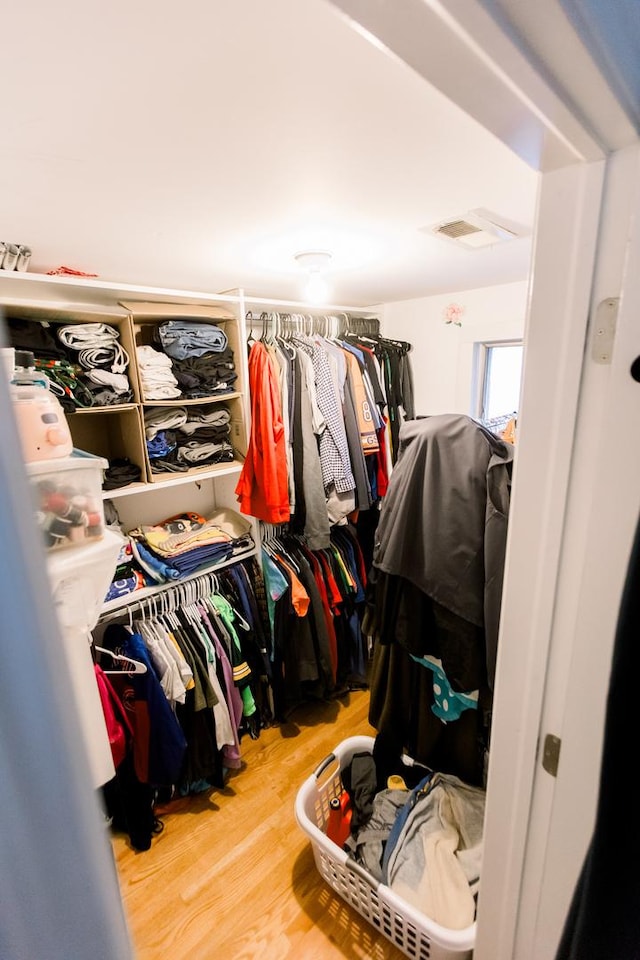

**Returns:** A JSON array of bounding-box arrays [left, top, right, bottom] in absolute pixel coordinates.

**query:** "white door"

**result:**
[[328, 3, 640, 958], [510, 142, 640, 959]]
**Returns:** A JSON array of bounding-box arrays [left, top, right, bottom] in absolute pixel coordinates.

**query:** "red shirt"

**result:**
[[235, 343, 290, 523]]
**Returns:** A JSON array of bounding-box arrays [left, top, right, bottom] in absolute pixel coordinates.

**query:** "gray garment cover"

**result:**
[[372, 414, 513, 688], [296, 352, 331, 550]]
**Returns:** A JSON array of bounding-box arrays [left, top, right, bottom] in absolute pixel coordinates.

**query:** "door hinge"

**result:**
[[591, 297, 619, 364], [542, 733, 562, 777]]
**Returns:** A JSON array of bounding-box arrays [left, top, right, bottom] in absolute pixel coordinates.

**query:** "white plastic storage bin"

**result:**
[[26, 450, 108, 551], [295, 735, 476, 960]]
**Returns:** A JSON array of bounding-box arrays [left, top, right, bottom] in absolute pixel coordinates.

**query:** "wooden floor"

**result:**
[[112, 689, 407, 960]]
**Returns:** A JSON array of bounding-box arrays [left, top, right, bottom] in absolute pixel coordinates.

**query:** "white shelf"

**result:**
[[0, 270, 243, 310], [102, 460, 244, 499], [0, 269, 378, 314], [141, 393, 241, 407], [100, 545, 257, 615], [72, 404, 138, 415]]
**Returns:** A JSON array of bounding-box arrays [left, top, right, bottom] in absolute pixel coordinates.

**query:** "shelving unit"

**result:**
[[1, 271, 379, 616], [1, 276, 254, 615]]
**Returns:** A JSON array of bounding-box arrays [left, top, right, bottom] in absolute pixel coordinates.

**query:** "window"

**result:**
[[475, 340, 524, 431]]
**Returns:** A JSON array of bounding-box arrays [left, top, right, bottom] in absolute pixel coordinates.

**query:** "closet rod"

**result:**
[[245, 311, 380, 338], [242, 293, 379, 315], [99, 569, 220, 625], [99, 545, 257, 620]]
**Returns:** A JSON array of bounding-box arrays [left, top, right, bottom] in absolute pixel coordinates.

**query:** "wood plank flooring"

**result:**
[[112, 689, 407, 960]]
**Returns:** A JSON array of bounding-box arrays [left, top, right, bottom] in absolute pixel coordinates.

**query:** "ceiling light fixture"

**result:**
[[294, 250, 332, 304]]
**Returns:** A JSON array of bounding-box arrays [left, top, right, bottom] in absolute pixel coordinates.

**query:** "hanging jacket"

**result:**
[[235, 341, 290, 523], [372, 414, 513, 689], [103, 624, 187, 787]]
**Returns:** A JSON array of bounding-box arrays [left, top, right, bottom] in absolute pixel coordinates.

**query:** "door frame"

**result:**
[[328, 2, 639, 957]]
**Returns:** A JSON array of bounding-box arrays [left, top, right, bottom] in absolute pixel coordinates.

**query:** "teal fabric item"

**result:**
[[410, 654, 478, 722], [261, 547, 288, 649]]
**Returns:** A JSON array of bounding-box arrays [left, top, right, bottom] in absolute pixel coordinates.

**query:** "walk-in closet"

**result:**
[[3, 3, 640, 960]]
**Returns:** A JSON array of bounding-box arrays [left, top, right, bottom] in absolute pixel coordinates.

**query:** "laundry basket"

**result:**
[[295, 735, 476, 960]]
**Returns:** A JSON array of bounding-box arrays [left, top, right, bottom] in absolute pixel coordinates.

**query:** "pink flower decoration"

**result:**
[[443, 302, 465, 326]]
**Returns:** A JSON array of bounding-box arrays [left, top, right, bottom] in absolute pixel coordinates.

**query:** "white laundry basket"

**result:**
[[294, 735, 476, 960]]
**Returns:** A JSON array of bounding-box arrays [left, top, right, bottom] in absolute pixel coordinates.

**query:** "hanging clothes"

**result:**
[[94, 556, 274, 846], [237, 314, 415, 537], [260, 524, 369, 720], [365, 414, 514, 786], [101, 624, 188, 787], [235, 340, 290, 523]]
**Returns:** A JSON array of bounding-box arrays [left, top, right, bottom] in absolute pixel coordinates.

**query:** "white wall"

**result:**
[[381, 279, 529, 416]]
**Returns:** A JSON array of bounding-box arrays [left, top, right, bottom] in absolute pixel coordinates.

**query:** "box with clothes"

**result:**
[[6, 305, 147, 492], [295, 734, 477, 960], [122, 300, 241, 403], [120, 301, 247, 481], [6, 306, 139, 411]]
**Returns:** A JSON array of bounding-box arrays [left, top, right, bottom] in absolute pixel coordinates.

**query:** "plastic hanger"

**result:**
[[246, 311, 256, 347], [94, 646, 147, 675]]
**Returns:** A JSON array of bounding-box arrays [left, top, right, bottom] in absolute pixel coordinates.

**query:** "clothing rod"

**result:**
[[98, 546, 257, 621], [242, 294, 379, 314], [245, 311, 381, 338], [245, 311, 379, 320]]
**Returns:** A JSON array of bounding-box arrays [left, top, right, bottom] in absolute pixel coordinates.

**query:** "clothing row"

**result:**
[[260, 523, 369, 719], [103, 502, 255, 603], [94, 557, 272, 851], [364, 414, 514, 787], [235, 326, 414, 548], [136, 319, 237, 401], [362, 333, 414, 463], [7, 317, 133, 409], [143, 404, 235, 473]]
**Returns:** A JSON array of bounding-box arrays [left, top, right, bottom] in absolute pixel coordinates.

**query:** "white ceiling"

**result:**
[[2, 0, 538, 308]]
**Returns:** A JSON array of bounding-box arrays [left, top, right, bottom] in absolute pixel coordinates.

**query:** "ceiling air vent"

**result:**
[[422, 208, 524, 250], [437, 220, 483, 241]]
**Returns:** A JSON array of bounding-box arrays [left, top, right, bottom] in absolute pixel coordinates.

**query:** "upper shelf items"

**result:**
[[1, 293, 250, 495]]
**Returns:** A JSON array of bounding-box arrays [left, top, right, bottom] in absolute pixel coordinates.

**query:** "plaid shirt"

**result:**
[[311, 339, 356, 494]]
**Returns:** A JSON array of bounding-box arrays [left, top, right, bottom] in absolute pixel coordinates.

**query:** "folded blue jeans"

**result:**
[[157, 321, 228, 359]]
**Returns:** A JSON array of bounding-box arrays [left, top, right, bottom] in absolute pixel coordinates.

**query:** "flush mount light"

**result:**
[[294, 250, 332, 304]]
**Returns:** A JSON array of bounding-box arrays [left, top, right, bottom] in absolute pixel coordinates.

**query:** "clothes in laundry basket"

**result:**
[[384, 772, 485, 930], [345, 786, 411, 881]]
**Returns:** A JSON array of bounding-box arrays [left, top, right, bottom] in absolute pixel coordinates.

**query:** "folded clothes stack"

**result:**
[[144, 405, 234, 473], [170, 348, 237, 398], [57, 324, 132, 407], [104, 537, 150, 603], [103, 458, 143, 491], [8, 318, 133, 410], [137, 345, 182, 400], [156, 320, 228, 359], [128, 508, 254, 581], [154, 320, 237, 398]]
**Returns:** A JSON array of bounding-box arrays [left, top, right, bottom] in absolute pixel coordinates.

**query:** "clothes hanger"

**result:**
[[246, 311, 257, 347], [94, 646, 147, 675], [272, 535, 300, 574]]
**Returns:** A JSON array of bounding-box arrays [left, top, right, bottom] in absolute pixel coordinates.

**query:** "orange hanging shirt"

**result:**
[[235, 342, 290, 523]]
